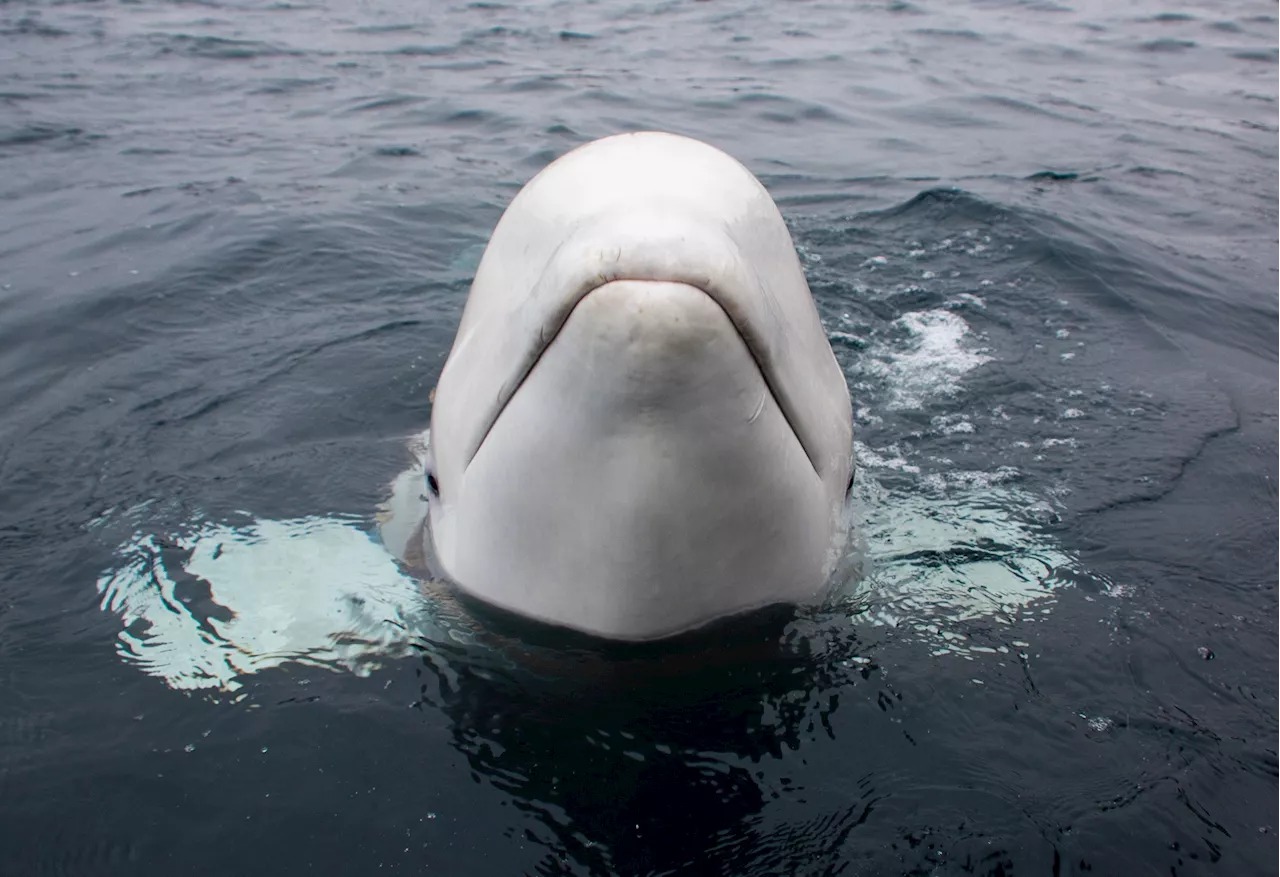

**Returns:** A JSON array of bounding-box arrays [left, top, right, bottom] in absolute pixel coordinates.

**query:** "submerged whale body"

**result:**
[[407, 131, 854, 641]]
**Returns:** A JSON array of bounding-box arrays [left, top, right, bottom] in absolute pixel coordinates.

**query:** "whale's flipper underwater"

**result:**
[[391, 131, 855, 641], [93, 132, 1105, 692]]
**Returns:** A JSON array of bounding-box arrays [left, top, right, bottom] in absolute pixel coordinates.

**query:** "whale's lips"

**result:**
[[481, 279, 809, 477], [457, 211, 825, 478]]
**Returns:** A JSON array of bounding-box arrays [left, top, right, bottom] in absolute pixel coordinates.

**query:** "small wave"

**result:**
[[345, 23, 422, 35], [0, 18, 70, 38], [1026, 170, 1080, 182], [1232, 48, 1277, 64], [1139, 37, 1197, 51], [0, 124, 90, 148], [144, 33, 300, 60], [247, 76, 336, 95], [384, 43, 456, 57], [341, 92, 430, 114], [496, 75, 575, 94], [374, 145, 422, 157], [872, 187, 1015, 225], [910, 28, 984, 41]]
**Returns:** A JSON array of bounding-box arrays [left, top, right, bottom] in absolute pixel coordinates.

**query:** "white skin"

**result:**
[[388, 132, 854, 641]]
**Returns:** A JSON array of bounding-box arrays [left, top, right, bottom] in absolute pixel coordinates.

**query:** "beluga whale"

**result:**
[[393, 131, 854, 641]]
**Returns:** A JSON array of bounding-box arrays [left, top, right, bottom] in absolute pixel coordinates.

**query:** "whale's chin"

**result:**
[[427, 279, 840, 641]]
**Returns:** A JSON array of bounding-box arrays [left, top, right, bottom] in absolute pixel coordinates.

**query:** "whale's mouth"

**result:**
[[430, 209, 851, 503], [472, 274, 815, 478], [452, 217, 833, 476]]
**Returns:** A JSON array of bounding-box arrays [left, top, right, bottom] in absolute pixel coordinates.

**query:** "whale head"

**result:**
[[423, 131, 854, 640]]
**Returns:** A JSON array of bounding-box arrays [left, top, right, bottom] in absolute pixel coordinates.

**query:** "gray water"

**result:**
[[0, 1, 1276, 874]]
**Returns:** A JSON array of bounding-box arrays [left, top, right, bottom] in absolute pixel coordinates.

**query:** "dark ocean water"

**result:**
[[0, 0, 1276, 874]]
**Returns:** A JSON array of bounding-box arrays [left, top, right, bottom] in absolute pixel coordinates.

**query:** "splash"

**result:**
[[858, 309, 992, 410], [831, 303, 1106, 655]]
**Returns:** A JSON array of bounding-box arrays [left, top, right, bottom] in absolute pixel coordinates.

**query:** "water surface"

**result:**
[[0, 0, 1276, 874]]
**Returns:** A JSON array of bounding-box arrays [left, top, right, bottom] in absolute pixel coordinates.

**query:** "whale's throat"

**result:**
[[432, 279, 831, 640]]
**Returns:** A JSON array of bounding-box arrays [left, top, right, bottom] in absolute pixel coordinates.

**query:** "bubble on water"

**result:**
[[855, 441, 920, 474], [1081, 714, 1113, 732]]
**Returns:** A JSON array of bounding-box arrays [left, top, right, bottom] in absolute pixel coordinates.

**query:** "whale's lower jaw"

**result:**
[[427, 279, 836, 641]]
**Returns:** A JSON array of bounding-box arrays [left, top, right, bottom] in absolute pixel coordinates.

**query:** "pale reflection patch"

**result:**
[[846, 479, 1083, 643], [97, 517, 432, 693]]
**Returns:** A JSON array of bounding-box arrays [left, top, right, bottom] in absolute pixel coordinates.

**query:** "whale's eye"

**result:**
[[426, 471, 440, 498], [845, 469, 855, 497]]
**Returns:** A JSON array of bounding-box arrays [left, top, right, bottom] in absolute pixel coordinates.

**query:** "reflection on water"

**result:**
[[95, 507, 920, 872], [413, 615, 879, 877], [850, 482, 1085, 636], [97, 516, 431, 692], [95, 482, 1087, 693]]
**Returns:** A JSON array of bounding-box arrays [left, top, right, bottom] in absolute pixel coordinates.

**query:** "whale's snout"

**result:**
[[433, 279, 832, 640], [421, 131, 854, 641]]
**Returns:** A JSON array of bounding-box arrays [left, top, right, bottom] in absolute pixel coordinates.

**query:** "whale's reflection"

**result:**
[[411, 603, 878, 876]]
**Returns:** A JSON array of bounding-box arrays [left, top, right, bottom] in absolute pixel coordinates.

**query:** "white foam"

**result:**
[[854, 441, 920, 474], [931, 414, 975, 435], [862, 309, 991, 410], [945, 292, 986, 310]]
